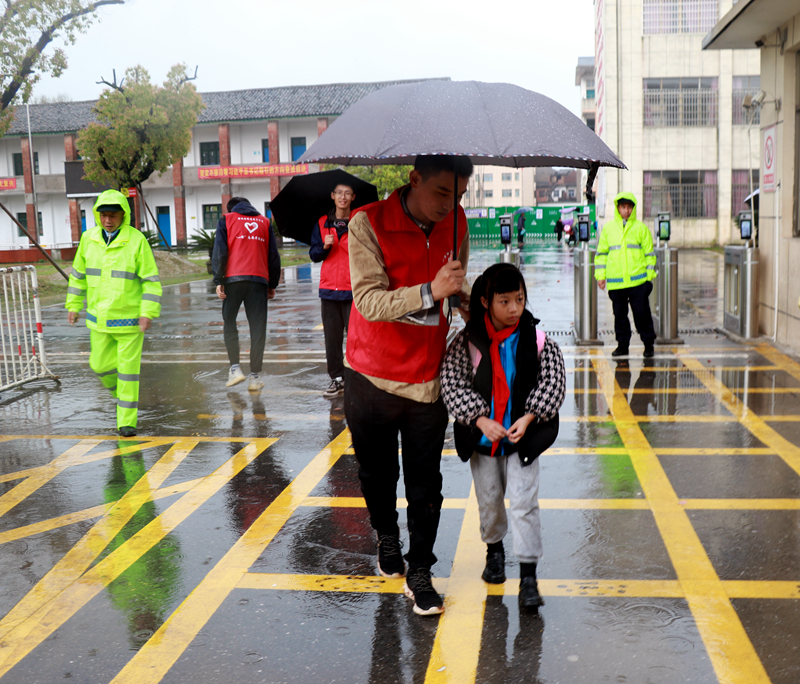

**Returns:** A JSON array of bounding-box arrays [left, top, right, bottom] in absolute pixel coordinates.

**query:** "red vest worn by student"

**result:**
[[318, 216, 352, 292], [347, 190, 467, 385], [225, 213, 271, 280]]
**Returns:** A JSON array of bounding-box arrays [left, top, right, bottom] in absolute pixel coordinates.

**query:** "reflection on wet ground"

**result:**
[[0, 244, 799, 683]]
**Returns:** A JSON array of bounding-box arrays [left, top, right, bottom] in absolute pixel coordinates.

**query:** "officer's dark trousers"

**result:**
[[321, 298, 352, 379], [344, 368, 447, 570], [222, 281, 268, 374], [608, 281, 656, 348]]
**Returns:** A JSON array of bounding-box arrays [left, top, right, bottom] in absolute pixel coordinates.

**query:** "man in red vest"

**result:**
[[212, 197, 281, 391], [344, 155, 473, 616], [309, 182, 356, 399]]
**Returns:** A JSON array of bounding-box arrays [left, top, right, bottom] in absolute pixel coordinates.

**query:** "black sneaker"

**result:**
[[377, 534, 405, 578], [118, 426, 137, 437], [403, 567, 444, 615], [643, 346, 655, 358], [611, 346, 629, 357], [519, 576, 545, 609], [323, 377, 344, 399], [481, 549, 506, 584]]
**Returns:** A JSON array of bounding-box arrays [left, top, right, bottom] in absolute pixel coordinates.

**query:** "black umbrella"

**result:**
[[270, 169, 379, 244], [298, 80, 626, 308]]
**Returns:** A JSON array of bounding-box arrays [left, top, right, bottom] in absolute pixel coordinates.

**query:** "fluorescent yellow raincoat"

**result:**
[[65, 190, 162, 430], [594, 192, 656, 290]]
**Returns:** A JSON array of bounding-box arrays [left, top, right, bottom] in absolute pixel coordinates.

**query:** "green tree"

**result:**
[[0, 0, 125, 134], [330, 165, 412, 199], [77, 64, 205, 191]]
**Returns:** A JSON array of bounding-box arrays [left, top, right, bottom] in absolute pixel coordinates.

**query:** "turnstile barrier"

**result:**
[[723, 246, 759, 339]]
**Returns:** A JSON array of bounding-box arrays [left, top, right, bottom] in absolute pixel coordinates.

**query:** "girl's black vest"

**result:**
[[453, 309, 559, 466]]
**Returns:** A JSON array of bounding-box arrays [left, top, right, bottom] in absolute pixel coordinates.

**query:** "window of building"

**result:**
[[643, 77, 718, 127], [732, 76, 761, 125], [290, 137, 306, 162], [502, 189, 512, 197], [465, 190, 470, 199], [643, 170, 718, 218], [586, 89, 596, 99], [13, 152, 38, 176], [485, 189, 494, 198], [643, 0, 719, 35], [501, 173, 512, 181], [199, 142, 220, 166], [483, 173, 493, 182], [202, 204, 222, 232], [17, 211, 42, 238], [514, 172, 519, 181], [515, 189, 520, 197], [262, 138, 270, 164], [569, 188, 576, 199], [731, 170, 759, 215]]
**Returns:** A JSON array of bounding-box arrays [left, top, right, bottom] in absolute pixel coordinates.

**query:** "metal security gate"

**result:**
[[0, 266, 59, 392]]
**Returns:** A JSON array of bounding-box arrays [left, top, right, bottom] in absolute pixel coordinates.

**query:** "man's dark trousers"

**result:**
[[321, 299, 352, 379], [222, 280, 268, 373], [608, 280, 656, 348], [344, 368, 447, 569]]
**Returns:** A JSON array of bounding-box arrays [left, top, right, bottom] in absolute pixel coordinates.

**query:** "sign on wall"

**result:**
[[762, 125, 776, 193], [0, 178, 17, 190], [197, 164, 309, 180]]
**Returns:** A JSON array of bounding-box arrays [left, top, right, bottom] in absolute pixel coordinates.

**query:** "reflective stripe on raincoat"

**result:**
[[65, 189, 162, 331], [594, 191, 656, 291]]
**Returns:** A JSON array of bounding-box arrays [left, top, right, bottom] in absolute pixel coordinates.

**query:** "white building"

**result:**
[[0, 79, 433, 250], [594, 0, 760, 245], [465, 167, 536, 208]]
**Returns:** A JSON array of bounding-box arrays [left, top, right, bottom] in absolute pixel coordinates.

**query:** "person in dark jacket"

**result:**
[[309, 183, 355, 399], [440, 263, 566, 610], [212, 197, 281, 391]]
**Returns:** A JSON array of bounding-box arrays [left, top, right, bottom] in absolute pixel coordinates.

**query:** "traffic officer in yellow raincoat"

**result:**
[[65, 190, 162, 436], [595, 191, 657, 358]]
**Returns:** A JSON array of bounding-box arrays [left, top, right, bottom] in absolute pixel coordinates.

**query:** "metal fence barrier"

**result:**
[[0, 266, 59, 393]]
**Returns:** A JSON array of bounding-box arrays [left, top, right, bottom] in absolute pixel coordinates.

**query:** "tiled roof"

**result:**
[[5, 78, 447, 136]]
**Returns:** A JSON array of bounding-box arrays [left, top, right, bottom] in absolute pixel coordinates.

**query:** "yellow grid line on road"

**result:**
[[107, 430, 349, 684], [592, 354, 771, 684], [0, 439, 275, 679]]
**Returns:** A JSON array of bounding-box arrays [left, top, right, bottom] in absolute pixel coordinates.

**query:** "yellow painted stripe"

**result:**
[[0, 476, 204, 546], [724, 581, 800, 599], [488, 579, 684, 598], [637, 415, 737, 423], [0, 441, 198, 638], [344, 446, 632, 457], [0, 438, 173, 485], [109, 431, 349, 684], [425, 484, 487, 684], [681, 356, 800, 479], [0, 439, 275, 678], [238, 572, 414, 594], [313, 323, 324, 330], [762, 416, 800, 422], [681, 499, 800, 510], [755, 343, 800, 383], [652, 448, 774, 455], [540, 498, 649, 509], [592, 354, 771, 684], [301, 496, 471, 509]]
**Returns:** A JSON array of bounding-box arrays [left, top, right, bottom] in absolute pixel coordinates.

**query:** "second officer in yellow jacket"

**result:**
[[594, 192, 657, 358], [65, 189, 162, 436]]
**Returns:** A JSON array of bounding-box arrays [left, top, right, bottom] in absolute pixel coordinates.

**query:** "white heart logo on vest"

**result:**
[[244, 222, 259, 234]]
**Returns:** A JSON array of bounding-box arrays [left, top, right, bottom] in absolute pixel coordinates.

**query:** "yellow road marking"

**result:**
[[755, 343, 800, 383], [0, 476, 203, 546], [681, 499, 800, 510], [724, 581, 800, 599], [653, 448, 774, 455], [425, 484, 486, 684], [313, 323, 324, 330], [109, 431, 349, 684], [0, 441, 198, 638], [0, 439, 275, 678], [593, 354, 771, 684], [680, 356, 800, 479], [238, 572, 413, 594], [490, 579, 684, 598], [762, 416, 800, 422]]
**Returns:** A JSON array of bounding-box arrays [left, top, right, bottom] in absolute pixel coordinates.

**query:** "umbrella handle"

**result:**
[[449, 166, 461, 314]]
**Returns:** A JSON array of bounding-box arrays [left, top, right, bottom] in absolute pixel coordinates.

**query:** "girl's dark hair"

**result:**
[[469, 263, 528, 320]]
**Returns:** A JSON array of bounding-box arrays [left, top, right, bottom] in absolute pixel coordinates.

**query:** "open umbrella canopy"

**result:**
[[270, 169, 379, 244], [513, 206, 536, 215], [298, 80, 626, 172]]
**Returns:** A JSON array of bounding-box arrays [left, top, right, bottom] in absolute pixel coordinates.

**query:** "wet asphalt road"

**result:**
[[1, 241, 800, 684]]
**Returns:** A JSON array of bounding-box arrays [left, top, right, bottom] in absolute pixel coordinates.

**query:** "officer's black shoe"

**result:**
[[643, 346, 655, 358], [611, 346, 629, 357], [118, 426, 137, 437], [481, 549, 506, 584], [519, 576, 545, 609]]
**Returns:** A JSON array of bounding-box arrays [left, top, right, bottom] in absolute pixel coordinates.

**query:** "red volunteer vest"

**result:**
[[225, 213, 271, 280], [318, 216, 352, 292], [347, 190, 467, 385]]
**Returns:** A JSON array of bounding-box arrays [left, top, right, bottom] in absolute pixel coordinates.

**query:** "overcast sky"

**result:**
[[34, 0, 595, 117]]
